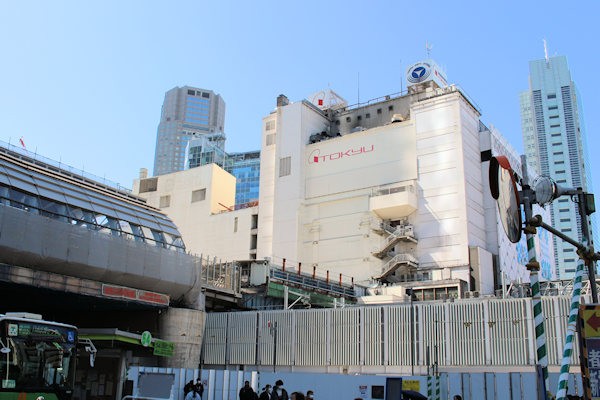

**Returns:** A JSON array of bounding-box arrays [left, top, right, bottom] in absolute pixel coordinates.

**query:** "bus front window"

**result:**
[[5, 338, 75, 392]]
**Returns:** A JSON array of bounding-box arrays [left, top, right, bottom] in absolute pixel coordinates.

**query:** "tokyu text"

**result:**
[[310, 145, 374, 164]]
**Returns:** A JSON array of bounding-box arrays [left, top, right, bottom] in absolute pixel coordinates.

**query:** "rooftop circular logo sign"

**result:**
[[407, 63, 431, 84]]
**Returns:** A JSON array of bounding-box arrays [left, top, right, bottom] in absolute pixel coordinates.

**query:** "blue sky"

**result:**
[[0, 1, 598, 195]]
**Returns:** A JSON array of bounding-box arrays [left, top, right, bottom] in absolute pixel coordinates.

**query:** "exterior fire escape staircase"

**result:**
[[372, 221, 418, 282]]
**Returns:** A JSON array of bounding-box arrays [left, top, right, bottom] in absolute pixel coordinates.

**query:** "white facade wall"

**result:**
[[134, 165, 257, 260], [411, 93, 475, 285]]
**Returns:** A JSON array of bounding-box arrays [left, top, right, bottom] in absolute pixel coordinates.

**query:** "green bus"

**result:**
[[0, 313, 77, 400]]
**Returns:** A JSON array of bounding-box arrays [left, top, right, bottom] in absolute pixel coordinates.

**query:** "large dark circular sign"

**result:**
[[489, 156, 522, 243]]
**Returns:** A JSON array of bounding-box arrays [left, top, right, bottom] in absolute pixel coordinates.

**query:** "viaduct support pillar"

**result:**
[[158, 307, 206, 369]]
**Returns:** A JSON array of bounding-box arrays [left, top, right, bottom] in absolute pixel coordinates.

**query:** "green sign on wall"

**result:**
[[153, 339, 175, 357]]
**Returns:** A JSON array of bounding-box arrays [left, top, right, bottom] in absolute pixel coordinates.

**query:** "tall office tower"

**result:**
[[153, 86, 226, 176], [520, 55, 594, 279]]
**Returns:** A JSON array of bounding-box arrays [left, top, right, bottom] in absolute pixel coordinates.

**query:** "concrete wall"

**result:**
[[159, 307, 206, 369]]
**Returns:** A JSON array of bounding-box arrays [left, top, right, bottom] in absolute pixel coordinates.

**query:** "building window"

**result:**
[[266, 133, 275, 146], [556, 170, 565, 174], [335, 120, 340, 126], [266, 120, 276, 131], [139, 177, 158, 193], [234, 217, 238, 232], [550, 124, 560, 128], [553, 151, 563, 155], [551, 133, 561, 137], [279, 156, 291, 177], [346, 117, 351, 122], [377, 108, 382, 114], [187, 89, 195, 95], [357, 115, 362, 121], [560, 218, 570, 222], [547, 93, 556, 99], [191, 189, 206, 202], [549, 115, 559, 119], [202, 92, 210, 98], [159, 195, 171, 208], [366, 113, 370, 118], [388, 105, 394, 111], [548, 105, 558, 110], [559, 208, 569, 212]]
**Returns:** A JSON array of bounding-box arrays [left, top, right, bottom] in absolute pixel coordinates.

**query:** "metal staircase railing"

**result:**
[[372, 225, 417, 259], [376, 253, 419, 281]]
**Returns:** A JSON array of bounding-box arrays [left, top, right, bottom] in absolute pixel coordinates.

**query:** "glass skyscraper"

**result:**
[[153, 86, 226, 176], [185, 137, 260, 206], [520, 55, 595, 279], [226, 151, 260, 205]]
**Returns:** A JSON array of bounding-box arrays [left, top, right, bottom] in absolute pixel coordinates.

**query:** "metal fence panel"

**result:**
[[488, 298, 530, 365], [203, 313, 228, 365], [330, 308, 360, 365], [228, 312, 258, 365], [293, 309, 329, 366], [447, 301, 486, 366], [386, 304, 412, 366], [363, 306, 383, 365]]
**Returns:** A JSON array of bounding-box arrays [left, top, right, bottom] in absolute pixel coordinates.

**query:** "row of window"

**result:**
[[0, 185, 185, 251], [185, 117, 209, 125], [338, 105, 394, 125], [187, 90, 210, 99], [159, 189, 207, 209]]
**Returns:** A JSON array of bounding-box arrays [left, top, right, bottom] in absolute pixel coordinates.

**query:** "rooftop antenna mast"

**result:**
[[426, 41, 433, 58], [543, 39, 549, 63], [357, 72, 360, 105], [400, 59, 404, 94]]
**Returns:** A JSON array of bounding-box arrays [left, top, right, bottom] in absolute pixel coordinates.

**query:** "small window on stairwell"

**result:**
[[234, 217, 238, 233]]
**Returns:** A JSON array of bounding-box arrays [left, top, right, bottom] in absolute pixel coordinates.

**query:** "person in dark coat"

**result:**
[[240, 381, 256, 400], [272, 380, 288, 400], [259, 385, 273, 400], [195, 379, 204, 399], [184, 380, 194, 397]]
